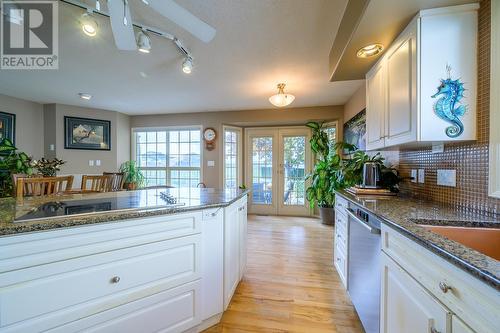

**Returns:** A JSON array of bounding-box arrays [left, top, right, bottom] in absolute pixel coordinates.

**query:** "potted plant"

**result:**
[[0, 138, 33, 197], [305, 122, 350, 225], [31, 158, 66, 177], [119, 160, 145, 190]]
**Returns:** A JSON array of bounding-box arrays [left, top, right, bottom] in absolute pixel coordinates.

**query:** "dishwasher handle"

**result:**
[[346, 208, 381, 235]]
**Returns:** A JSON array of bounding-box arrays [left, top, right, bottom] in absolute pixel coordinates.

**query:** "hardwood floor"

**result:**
[[204, 215, 363, 333]]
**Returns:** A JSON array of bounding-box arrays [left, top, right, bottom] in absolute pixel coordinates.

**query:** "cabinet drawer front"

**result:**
[[48, 280, 202, 333], [382, 225, 500, 333], [0, 234, 201, 328], [334, 242, 347, 287], [0, 212, 201, 272]]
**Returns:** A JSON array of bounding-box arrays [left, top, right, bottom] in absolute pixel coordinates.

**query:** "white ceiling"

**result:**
[[0, 0, 363, 115]]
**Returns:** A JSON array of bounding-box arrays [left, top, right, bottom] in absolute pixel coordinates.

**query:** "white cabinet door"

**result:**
[[381, 252, 451, 333], [385, 25, 417, 147], [366, 60, 386, 150], [238, 201, 248, 280], [223, 202, 240, 309], [452, 316, 476, 333]]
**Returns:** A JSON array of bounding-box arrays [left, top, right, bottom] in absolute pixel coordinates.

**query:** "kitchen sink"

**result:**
[[419, 225, 500, 260]]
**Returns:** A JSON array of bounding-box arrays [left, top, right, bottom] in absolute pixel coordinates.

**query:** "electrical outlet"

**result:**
[[88, 160, 94, 167], [418, 169, 425, 183], [411, 169, 417, 183], [207, 160, 215, 167], [432, 143, 444, 153], [437, 169, 456, 187]]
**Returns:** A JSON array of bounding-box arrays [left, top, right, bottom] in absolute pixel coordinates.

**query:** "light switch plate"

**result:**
[[418, 169, 425, 183], [88, 160, 94, 166], [432, 143, 444, 154], [49, 144, 55, 151], [207, 160, 215, 167], [411, 169, 417, 183], [437, 169, 456, 187], [95, 160, 101, 166]]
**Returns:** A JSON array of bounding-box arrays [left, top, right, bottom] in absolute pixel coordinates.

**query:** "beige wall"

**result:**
[[0, 94, 44, 158], [343, 84, 366, 123], [131, 105, 344, 188]]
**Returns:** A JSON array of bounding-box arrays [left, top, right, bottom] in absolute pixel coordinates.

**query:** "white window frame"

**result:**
[[131, 126, 203, 187], [222, 125, 243, 189]]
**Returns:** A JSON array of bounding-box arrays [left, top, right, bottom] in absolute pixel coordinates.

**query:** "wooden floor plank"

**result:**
[[203, 215, 363, 333]]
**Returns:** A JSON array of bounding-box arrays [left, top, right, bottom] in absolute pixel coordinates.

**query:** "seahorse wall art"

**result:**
[[431, 65, 467, 138]]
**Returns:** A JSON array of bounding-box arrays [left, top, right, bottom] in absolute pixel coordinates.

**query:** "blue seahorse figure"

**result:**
[[431, 69, 467, 138]]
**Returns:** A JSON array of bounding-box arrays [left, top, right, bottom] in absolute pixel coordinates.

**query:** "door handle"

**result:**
[[346, 208, 380, 234]]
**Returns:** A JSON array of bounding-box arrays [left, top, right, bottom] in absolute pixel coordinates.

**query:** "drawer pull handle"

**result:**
[[439, 281, 452, 293], [431, 327, 441, 333], [110, 276, 121, 284]]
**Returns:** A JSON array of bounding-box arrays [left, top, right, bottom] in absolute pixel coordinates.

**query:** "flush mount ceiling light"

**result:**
[[269, 83, 295, 107], [137, 30, 151, 53], [78, 93, 92, 100], [80, 10, 98, 37], [356, 43, 384, 58], [182, 57, 193, 74]]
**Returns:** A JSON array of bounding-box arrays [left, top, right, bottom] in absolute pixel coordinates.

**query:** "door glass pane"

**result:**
[[283, 136, 306, 206], [251, 137, 273, 205]]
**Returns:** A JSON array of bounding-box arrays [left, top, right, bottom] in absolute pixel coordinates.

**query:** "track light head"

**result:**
[[182, 57, 193, 74], [80, 11, 98, 37], [137, 30, 151, 53]]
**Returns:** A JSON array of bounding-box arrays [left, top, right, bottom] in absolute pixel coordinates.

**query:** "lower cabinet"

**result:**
[[381, 224, 500, 333], [223, 196, 248, 309], [334, 196, 348, 288], [381, 252, 450, 333]]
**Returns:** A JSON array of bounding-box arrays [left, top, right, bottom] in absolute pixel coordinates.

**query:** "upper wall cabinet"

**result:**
[[366, 4, 478, 151]]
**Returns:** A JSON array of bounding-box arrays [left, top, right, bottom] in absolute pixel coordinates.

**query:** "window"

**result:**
[[324, 122, 337, 155], [133, 128, 201, 187], [223, 126, 242, 189]]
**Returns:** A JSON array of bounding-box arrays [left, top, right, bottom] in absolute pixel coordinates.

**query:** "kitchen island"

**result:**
[[0, 188, 249, 333]]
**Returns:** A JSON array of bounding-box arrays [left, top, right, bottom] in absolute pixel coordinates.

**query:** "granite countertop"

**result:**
[[0, 188, 249, 237], [336, 190, 500, 290]]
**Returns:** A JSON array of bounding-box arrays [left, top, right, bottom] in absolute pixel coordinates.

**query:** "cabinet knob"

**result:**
[[110, 276, 121, 284], [431, 327, 441, 333], [439, 281, 452, 293]]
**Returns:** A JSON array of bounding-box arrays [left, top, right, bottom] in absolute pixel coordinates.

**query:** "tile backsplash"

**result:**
[[398, 0, 499, 215]]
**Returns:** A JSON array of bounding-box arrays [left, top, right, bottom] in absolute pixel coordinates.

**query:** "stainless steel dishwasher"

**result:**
[[346, 204, 381, 333]]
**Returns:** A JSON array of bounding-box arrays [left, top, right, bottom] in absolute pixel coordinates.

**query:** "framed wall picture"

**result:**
[[343, 109, 366, 151], [0, 111, 16, 144], [64, 116, 111, 150]]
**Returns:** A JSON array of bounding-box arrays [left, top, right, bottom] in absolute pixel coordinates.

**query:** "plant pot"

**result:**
[[319, 206, 335, 225], [125, 182, 137, 191]]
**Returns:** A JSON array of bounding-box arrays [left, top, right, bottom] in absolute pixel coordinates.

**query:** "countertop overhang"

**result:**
[[0, 188, 249, 237], [335, 190, 500, 290]]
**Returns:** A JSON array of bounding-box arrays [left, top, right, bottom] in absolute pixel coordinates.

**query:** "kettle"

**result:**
[[362, 162, 380, 188]]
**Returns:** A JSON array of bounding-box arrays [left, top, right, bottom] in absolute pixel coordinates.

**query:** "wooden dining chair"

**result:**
[[81, 175, 113, 192], [16, 175, 74, 197], [103, 172, 125, 191]]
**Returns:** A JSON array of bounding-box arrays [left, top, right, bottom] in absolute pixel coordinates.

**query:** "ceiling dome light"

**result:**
[[137, 30, 151, 53], [182, 57, 193, 74], [356, 43, 384, 58], [269, 83, 295, 107], [80, 12, 98, 37]]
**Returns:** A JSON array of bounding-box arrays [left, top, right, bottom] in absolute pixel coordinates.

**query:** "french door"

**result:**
[[246, 127, 311, 216]]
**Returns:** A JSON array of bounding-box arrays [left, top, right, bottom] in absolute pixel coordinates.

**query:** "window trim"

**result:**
[[131, 125, 203, 187], [222, 125, 243, 189]]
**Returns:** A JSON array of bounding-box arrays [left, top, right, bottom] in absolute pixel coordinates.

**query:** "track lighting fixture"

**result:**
[[182, 57, 193, 74], [78, 93, 92, 100], [80, 10, 98, 37], [137, 30, 151, 53]]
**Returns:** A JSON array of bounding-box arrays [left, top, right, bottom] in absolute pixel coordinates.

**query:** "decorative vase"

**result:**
[[125, 183, 137, 191], [319, 206, 335, 225]]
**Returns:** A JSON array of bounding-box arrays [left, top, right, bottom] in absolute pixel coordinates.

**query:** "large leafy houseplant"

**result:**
[[119, 160, 145, 190], [305, 122, 351, 224], [0, 138, 33, 197]]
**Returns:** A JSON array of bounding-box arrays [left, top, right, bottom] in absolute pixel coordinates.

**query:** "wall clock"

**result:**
[[203, 128, 217, 151]]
